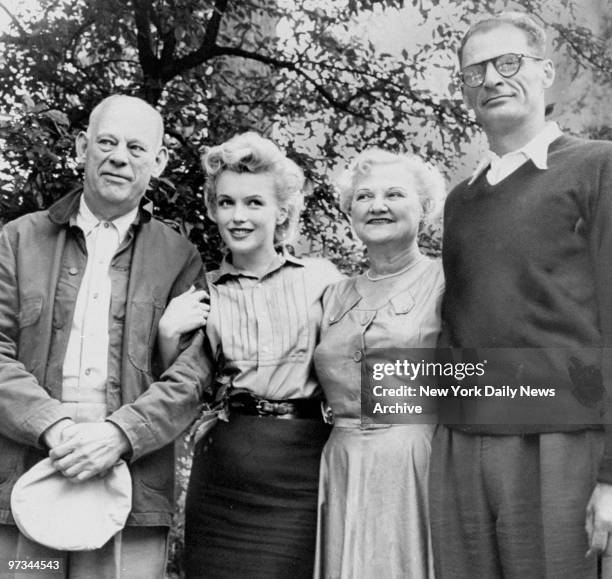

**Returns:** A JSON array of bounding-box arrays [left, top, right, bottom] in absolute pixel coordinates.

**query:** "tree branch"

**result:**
[[169, 0, 229, 73], [0, 1, 28, 36], [66, 18, 97, 66], [530, 10, 612, 78], [214, 45, 375, 118], [132, 0, 159, 73], [159, 28, 176, 64], [80, 58, 141, 71]]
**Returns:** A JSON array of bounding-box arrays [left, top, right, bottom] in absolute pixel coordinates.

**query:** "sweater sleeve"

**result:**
[[590, 145, 612, 483]]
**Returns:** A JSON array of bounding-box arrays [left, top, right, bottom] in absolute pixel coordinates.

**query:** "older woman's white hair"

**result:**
[[337, 148, 446, 220], [202, 131, 305, 244]]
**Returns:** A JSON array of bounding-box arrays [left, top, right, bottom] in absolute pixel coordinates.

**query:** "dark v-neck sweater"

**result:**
[[440, 134, 612, 481]]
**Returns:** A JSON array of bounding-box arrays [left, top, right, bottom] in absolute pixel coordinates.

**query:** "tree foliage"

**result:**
[[0, 0, 460, 268], [1, 1, 611, 576], [1, 0, 610, 269]]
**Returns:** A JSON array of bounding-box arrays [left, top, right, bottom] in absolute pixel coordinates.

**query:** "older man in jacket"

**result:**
[[0, 95, 210, 578]]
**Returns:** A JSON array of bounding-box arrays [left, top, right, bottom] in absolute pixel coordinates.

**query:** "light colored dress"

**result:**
[[313, 257, 444, 579]]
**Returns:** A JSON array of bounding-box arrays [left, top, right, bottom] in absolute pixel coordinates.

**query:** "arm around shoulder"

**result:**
[[590, 149, 612, 482], [306, 256, 345, 290]]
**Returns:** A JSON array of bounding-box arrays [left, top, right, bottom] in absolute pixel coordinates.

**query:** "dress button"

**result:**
[[353, 350, 363, 362], [68, 267, 78, 276], [103, 222, 110, 228], [84, 368, 92, 376]]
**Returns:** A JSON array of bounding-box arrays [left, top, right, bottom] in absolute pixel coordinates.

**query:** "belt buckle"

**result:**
[[255, 399, 274, 416], [255, 399, 292, 418]]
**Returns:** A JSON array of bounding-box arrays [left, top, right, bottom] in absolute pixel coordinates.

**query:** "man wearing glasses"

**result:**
[[430, 11, 612, 578]]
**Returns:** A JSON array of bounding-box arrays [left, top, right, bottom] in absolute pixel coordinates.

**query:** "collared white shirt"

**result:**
[[62, 197, 138, 404], [469, 122, 563, 186]]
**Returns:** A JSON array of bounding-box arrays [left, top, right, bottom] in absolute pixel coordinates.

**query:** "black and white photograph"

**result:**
[[0, 0, 612, 577]]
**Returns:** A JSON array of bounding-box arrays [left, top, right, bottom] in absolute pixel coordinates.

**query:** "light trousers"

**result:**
[[0, 525, 167, 579]]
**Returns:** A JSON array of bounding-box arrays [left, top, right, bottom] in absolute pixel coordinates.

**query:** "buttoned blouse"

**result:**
[[205, 253, 342, 400], [314, 257, 444, 421]]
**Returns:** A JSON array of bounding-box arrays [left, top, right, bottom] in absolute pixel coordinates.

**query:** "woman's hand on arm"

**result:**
[[158, 286, 210, 368]]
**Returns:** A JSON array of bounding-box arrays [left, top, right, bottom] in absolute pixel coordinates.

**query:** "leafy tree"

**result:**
[[2, 0, 610, 267], [0, 0, 473, 266], [1, 1, 611, 575]]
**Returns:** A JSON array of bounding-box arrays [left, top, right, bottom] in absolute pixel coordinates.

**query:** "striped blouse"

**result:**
[[205, 252, 342, 400]]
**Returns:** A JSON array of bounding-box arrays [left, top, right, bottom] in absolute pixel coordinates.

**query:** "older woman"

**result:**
[[158, 132, 341, 578], [313, 148, 445, 578]]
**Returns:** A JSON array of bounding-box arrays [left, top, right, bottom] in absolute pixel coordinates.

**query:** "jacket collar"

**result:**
[[47, 188, 153, 226]]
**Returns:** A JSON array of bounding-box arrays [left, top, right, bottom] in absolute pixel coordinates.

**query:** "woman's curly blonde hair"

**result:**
[[202, 132, 305, 244], [336, 148, 446, 222]]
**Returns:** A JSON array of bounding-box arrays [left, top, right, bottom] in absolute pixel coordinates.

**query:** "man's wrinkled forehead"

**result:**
[[87, 96, 164, 147], [460, 24, 532, 68], [458, 12, 547, 65]]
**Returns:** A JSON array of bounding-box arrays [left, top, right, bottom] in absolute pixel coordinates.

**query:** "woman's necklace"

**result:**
[[366, 256, 425, 281]]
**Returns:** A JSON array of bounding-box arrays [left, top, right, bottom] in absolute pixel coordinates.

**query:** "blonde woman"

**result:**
[[158, 132, 341, 578], [314, 149, 445, 578]]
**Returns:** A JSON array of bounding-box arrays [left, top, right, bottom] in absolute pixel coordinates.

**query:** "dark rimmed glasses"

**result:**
[[459, 53, 544, 88]]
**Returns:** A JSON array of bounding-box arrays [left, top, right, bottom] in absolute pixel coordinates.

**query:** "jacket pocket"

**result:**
[[327, 289, 361, 326], [0, 437, 23, 487], [18, 296, 43, 328], [127, 299, 164, 373], [134, 444, 174, 494], [390, 289, 416, 315]]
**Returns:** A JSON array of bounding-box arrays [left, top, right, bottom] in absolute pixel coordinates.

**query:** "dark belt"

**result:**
[[228, 392, 323, 420]]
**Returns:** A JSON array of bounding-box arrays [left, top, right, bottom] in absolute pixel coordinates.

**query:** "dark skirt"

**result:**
[[184, 414, 331, 579]]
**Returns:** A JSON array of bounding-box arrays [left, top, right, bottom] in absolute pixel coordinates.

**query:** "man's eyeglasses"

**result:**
[[459, 53, 544, 88]]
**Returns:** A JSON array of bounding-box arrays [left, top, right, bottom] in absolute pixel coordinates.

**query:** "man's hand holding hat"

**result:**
[[49, 422, 131, 482], [13, 417, 133, 550]]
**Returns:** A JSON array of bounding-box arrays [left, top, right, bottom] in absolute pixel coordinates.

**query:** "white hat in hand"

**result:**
[[10, 458, 131, 551]]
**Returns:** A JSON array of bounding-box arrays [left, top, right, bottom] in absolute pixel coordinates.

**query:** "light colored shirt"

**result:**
[[62, 196, 137, 418], [314, 257, 444, 423], [469, 122, 563, 186], [205, 252, 342, 400]]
